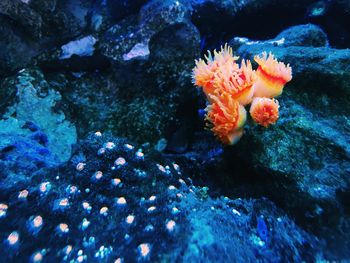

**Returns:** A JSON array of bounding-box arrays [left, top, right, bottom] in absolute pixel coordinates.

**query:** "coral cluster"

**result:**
[[0, 132, 323, 262], [193, 45, 292, 144]]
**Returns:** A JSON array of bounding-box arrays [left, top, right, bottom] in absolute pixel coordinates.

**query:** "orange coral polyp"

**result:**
[[253, 52, 292, 98], [249, 97, 279, 127], [206, 91, 247, 144], [192, 44, 239, 99], [214, 59, 256, 105]]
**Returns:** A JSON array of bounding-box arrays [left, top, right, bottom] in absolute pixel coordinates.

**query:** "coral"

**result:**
[[253, 52, 292, 98], [206, 91, 247, 144], [249, 97, 279, 127], [0, 132, 323, 262], [213, 59, 256, 105], [193, 44, 239, 99], [193, 45, 292, 144]]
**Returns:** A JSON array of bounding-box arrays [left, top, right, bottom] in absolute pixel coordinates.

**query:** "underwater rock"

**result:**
[[231, 24, 329, 49], [305, 0, 350, 48], [0, 0, 42, 39], [218, 25, 350, 257], [191, 0, 317, 49], [1, 69, 77, 164], [100, 0, 192, 63], [0, 132, 322, 261], [0, 118, 57, 192], [60, 35, 98, 59], [28, 0, 88, 39], [53, 70, 178, 144], [0, 17, 38, 77], [106, 0, 148, 22], [42, 1, 200, 145], [234, 24, 350, 95], [0, 0, 92, 76]]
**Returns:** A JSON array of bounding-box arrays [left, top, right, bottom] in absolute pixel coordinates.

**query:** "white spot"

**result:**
[[115, 157, 126, 166], [166, 220, 176, 232], [157, 164, 167, 173], [81, 218, 90, 230], [7, 231, 19, 245], [124, 144, 134, 150], [32, 215, 43, 228], [232, 209, 241, 216], [149, 195, 156, 201], [94, 131, 102, 137], [39, 182, 51, 193], [60, 35, 97, 59], [67, 185, 78, 194], [104, 142, 116, 150], [76, 162, 86, 171], [176, 193, 183, 198], [135, 151, 144, 159], [123, 43, 150, 61], [138, 243, 151, 258], [116, 197, 127, 205], [171, 207, 180, 214], [32, 251, 44, 262], [64, 245, 73, 255], [0, 203, 8, 218], [93, 171, 103, 180], [111, 178, 121, 186], [18, 189, 29, 199], [172, 163, 180, 171], [147, 206, 156, 213], [125, 215, 135, 224], [82, 202, 92, 212], [178, 179, 186, 185], [97, 148, 106, 155], [57, 223, 69, 233], [77, 255, 85, 262], [59, 198, 69, 208], [100, 207, 108, 216]]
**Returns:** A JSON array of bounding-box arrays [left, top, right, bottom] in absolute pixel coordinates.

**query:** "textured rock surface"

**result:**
[[215, 24, 350, 258], [100, 0, 193, 63], [0, 0, 92, 76], [39, 0, 201, 145], [0, 133, 322, 262], [1, 69, 77, 163]]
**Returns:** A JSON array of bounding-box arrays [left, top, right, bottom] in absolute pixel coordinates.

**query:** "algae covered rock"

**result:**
[[42, 0, 201, 145], [1, 69, 77, 163], [51, 70, 178, 144], [218, 24, 350, 257]]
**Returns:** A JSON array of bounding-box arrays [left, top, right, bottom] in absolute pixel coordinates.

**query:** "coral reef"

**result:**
[[0, 133, 322, 262], [193, 45, 291, 144], [0, 0, 350, 260]]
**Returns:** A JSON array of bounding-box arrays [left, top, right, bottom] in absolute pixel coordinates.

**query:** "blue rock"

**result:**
[[0, 132, 322, 262]]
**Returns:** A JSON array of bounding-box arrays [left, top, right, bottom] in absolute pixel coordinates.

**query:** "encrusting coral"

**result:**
[[193, 46, 292, 145]]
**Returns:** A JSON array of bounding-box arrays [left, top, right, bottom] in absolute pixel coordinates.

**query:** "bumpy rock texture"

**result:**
[[217, 24, 350, 258], [0, 69, 77, 191], [0, 133, 322, 262]]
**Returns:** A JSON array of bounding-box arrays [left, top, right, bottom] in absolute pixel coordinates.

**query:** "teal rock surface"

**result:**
[[1, 69, 77, 163]]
